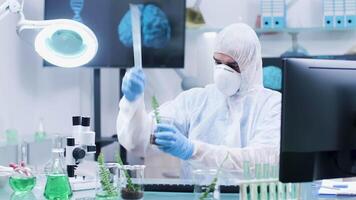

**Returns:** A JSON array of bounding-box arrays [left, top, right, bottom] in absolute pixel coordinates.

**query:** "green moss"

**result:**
[[97, 153, 118, 197], [151, 96, 161, 123], [199, 153, 230, 200], [115, 153, 139, 192]]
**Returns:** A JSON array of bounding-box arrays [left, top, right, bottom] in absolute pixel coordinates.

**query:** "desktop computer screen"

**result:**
[[280, 58, 356, 182]]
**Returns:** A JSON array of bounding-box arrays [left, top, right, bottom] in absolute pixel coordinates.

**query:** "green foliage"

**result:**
[[97, 153, 118, 197], [151, 96, 161, 123], [199, 177, 218, 200], [199, 153, 230, 200], [115, 152, 139, 192]]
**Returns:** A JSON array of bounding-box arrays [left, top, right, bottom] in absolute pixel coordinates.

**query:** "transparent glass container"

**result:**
[[9, 142, 36, 194], [239, 159, 301, 200], [43, 136, 72, 200], [193, 169, 220, 200], [10, 191, 36, 200], [150, 116, 174, 145], [9, 174, 36, 193], [95, 163, 119, 200], [119, 165, 145, 200]]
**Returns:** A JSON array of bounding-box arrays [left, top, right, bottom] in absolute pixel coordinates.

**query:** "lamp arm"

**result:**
[[16, 19, 76, 34]]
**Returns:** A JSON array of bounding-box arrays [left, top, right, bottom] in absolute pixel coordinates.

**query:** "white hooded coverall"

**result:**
[[116, 23, 281, 178]]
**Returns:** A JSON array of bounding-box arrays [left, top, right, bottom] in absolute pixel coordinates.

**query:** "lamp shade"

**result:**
[[34, 19, 97, 68]]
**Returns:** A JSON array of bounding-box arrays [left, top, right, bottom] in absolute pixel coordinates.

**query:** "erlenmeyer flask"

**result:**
[[43, 136, 72, 200]]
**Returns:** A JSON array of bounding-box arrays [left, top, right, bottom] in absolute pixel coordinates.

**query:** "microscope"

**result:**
[[65, 116, 96, 178]]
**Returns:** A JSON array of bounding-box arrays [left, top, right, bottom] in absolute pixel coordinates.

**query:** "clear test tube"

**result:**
[[295, 183, 302, 199], [240, 161, 251, 200], [277, 181, 286, 200], [250, 163, 262, 200], [290, 183, 301, 200], [250, 183, 258, 200], [269, 181, 277, 200], [243, 161, 251, 180], [268, 154, 278, 200], [286, 183, 293, 199], [260, 163, 269, 200], [274, 152, 286, 200], [17, 141, 28, 164]]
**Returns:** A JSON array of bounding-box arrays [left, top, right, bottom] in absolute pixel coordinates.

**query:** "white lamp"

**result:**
[[0, 0, 98, 68]]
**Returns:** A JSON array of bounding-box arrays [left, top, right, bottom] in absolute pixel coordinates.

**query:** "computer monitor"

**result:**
[[44, 0, 186, 68], [280, 58, 356, 183]]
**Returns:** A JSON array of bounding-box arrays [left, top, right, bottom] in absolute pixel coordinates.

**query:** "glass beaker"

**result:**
[[150, 116, 174, 145], [193, 169, 220, 200], [95, 163, 119, 200], [119, 165, 145, 200], [43, 136, 72, 200], [9, 174, 36, 193], [10, 191, 36, 200]]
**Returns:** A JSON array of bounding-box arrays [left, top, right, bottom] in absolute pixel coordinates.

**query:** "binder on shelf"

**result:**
[[272, 0, 285, 28], [345, 0, 356, 27], [262, 0, 273, 29], [323, 0, 335, 28], [334, 0, 345, 27], [261, 0, 286, 29]]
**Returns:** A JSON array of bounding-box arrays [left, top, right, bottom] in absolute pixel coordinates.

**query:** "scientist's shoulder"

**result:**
[[260, 87, 282, 104]]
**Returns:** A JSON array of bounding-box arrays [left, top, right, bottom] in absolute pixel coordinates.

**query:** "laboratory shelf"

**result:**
[[262, 55, 356, 60], [256, 27, 356, 34], [187, 26, 356, 34]]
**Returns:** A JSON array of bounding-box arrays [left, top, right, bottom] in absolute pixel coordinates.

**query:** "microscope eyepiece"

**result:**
[[72, 116, 81, 126], [81, 117, 90, 127]]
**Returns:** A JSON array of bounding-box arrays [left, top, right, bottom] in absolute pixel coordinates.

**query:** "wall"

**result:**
[[0, 0, 356, 162], [0, 0, 93, 143]]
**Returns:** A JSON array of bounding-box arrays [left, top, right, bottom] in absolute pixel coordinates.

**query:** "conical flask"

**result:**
[[43, 136, 72, 200]]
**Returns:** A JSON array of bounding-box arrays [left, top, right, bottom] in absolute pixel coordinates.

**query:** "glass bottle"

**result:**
[[43, 136, 72, 200], [34, 119, 47, 142]]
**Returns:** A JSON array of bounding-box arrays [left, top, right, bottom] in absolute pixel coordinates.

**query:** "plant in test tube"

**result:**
[[199, 153, 230, 200], [150, 96, 161, 144]]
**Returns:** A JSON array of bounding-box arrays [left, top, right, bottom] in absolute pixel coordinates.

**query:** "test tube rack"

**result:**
[[239, 178, 301, 200]]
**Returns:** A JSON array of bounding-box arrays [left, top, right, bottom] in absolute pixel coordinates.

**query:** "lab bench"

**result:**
[[0, 181, 355, 200]]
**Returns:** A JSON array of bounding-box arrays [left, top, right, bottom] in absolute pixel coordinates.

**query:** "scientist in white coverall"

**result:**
[[116, 23, 281, 178]]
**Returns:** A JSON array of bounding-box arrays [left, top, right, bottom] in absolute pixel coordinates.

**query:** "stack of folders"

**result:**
[[324, 0, 356, 28], [261, 0, 286, 29]]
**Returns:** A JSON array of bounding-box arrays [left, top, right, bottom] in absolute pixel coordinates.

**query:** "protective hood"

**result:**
[[214, 23, 263, 94]]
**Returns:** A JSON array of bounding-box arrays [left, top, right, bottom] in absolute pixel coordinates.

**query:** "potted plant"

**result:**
[[96, 153, 118, 200], [198, 153, 229, 200], [150, 96, 161, 145], [116, 153, 144, 200]]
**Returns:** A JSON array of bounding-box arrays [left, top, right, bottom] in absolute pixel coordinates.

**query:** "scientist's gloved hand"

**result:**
[[154, 124, 194, 160], [122, 67, 145, 102]]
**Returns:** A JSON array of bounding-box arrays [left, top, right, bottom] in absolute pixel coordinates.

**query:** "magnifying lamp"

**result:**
[[0, 0, 98, 68]]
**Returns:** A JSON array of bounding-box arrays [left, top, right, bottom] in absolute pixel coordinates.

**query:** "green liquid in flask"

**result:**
[[44, 174, 72, 200], [9, 176, 36, 193]]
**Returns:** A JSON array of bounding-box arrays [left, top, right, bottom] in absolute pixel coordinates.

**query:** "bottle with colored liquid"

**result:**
[[44, 136, 72, 200], [9, 176, 36, 193], [34, 119, 47, 142]]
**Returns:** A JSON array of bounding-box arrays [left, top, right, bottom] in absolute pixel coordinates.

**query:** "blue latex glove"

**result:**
[[154, 123, 194, 160], [122, 67, 145, 102]]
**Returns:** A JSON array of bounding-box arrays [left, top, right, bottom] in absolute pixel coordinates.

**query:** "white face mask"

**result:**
[[214, 64, 241, 96]]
